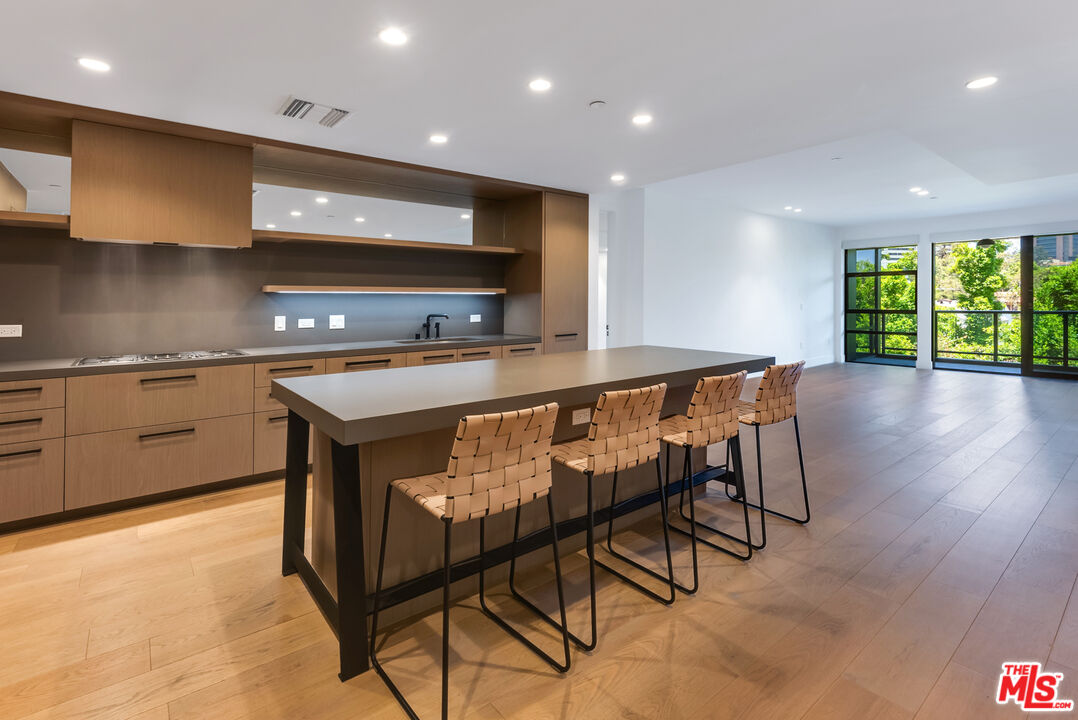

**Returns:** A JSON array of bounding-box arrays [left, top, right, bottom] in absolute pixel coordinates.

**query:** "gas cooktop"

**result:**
[[74, 349, 247, 367]]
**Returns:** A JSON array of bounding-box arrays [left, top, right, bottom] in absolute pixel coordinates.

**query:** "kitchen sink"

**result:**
[[394, 337, 477, 344]]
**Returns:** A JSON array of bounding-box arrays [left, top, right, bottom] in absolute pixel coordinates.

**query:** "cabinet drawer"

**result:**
[[0, 378, 65, 414], [253, 410, 313, 475], [0, 438, 64, 524], [325, 353, 405, 374], [67, 364, 254, 435], [254, 387, 285, 413], [545, 331, 587, 354], [65, 414, 254, 509], [458, 346, 503, 362], [406, 350, 459, 367], [0, 408, 64, 445], [503, 344, 542, 358], [254, 359, 325, 387]]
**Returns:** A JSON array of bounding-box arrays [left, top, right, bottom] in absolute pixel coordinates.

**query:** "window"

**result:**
[[1032, 233, 1077, 372], [844, 246, 917, 366]]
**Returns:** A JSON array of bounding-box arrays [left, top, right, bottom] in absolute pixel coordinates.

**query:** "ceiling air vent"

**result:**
[[277, 96, 351, 128]]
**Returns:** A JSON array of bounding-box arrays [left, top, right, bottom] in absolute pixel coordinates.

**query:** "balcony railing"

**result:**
[[933, 309, 1077, 368]]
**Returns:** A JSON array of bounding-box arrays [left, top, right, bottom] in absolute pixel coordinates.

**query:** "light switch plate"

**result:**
[[274, 316, 286, 332], [0, 324, 22, 338], [572, 408, 591, 425], [470, 314, 481, 323], [329, 314, 345, 329], [298, 318, 315, 329]]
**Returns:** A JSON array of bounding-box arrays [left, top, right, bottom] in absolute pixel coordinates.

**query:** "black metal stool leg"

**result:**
[[441, 520, 451, 720], [595, 457, 678, 605], [665, 440, 753, 562], [478, 498, 572, 672], [370, 486, 424, 720]]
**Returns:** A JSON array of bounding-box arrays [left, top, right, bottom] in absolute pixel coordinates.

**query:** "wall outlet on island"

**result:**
[[470, 314, 481, 323], [572, 408, 591, 425], [329, 314, 345, 329], [298, 318, 315, 329], [274, 316, 286, 332], [0, 324, 22, 338]]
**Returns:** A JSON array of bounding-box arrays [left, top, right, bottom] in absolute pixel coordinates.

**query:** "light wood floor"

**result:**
[[2, 363, 1077, 719]]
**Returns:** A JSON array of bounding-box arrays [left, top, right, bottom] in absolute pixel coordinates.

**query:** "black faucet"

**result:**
[[422, 313, 450, 339]]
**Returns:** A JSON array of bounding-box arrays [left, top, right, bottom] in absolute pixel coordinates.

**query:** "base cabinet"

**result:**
[[0, 438, 64, 523], [65, 414, 253, 509]]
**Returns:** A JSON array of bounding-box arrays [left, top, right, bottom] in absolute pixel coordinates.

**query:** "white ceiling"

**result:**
[[2, 0, 1078, 226]]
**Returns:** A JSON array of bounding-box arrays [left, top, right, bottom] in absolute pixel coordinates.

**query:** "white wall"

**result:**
[[589, 188, 646, 349], [592, 183, 840, 367]]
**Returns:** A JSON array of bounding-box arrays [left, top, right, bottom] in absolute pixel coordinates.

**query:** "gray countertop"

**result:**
[[272, 345, 775, 445], [0, 334, 541, 382]]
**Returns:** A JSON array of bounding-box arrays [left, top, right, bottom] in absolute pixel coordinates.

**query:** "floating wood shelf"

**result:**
[[0, 210, 71, 230], [262, 285, 507, 295], [251, 229, 521, 256]]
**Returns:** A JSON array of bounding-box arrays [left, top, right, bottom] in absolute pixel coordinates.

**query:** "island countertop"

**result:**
[[272, 345, 775, 445]]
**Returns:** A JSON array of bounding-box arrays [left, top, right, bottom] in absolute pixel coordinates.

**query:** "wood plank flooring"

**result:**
[[1, 362, 1077, 719]]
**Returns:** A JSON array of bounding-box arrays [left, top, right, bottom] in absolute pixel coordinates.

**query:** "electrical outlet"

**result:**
[[0, 324, 22, 338], [470, 314, 481, 323], [329, 314, 345, 329], [298, 318, 315, 329], [572, 408, 591, 425], [274, 316, 286, 332]]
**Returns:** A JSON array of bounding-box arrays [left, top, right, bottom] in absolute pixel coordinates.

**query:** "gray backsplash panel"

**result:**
[[0, 231, 505, 361]]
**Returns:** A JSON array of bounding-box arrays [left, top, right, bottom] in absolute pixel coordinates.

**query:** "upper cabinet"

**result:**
[[543, 192, 588, 353], [70, 121, 253, 247]]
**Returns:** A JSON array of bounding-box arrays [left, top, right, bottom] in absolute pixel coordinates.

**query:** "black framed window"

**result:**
[[844, 246, 918, 366]]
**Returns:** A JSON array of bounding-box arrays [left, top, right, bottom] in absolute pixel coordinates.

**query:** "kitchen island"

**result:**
[[271, 345, 774, 680]]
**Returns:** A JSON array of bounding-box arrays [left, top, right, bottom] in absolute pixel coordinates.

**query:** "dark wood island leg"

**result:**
[[330, 438, 370, 680], [282, 410, 310, 576]]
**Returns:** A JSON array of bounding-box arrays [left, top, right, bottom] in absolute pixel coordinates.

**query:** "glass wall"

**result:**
[[844, 245, 917, 366], [1032, 233, 1078, 372]]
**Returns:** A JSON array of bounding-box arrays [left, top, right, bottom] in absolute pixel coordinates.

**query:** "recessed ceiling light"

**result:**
[[632, 113, 653, 126], [315, 197, 328, 204], [77, 57, 110, 72], [460, 213, 471, 219], [917, 190, 930, 196], [610, 173, 626, 183], [379, 27, 408, 46], [265, 223, 276, 229], [794, 208, 803, 213], [909, 187, 923, 193], [529, 78, 552, 92], [965, 76, 998, 90], [429, 134, 448, 144], [384, 233, 393, 238], [354, 216, 365, 223], [784, 206, 794, 211], [290, 210, 302, 216]]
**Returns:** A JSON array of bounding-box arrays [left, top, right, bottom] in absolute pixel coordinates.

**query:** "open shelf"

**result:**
[[262, 285, 507, 295], [251, 229, 521, 256], [0, 211, 70, 230]]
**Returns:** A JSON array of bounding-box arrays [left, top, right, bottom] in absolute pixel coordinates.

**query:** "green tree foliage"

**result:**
[[949, 241, 1006, 310]]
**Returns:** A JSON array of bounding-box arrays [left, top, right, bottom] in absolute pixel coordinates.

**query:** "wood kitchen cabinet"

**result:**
[[70, 121, 253, 247], [542, 192, 588, 353]]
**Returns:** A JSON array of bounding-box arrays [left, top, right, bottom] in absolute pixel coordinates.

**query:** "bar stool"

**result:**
[[509, 382, 672, 652], [370, 402, 571, 720], [658, 370, 754, 579], [728, 361, 809, 550]]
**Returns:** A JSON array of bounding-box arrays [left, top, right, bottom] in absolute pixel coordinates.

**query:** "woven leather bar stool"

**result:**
[[509, 382, 671, 653], [657, 370, 754, 582], [370, 402, 571, 720], [728, 361, 809, 551]]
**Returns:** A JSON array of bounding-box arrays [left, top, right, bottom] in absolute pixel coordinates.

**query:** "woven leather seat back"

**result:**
[[750, 361, 804, 426], [682, 371, 747, 447], [585, 383, 666, 475]]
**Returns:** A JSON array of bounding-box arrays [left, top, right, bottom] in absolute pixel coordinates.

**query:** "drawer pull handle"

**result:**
[[0, 417, 43, 428], [140, 375, 197, 385], [509, 347, 534, 353], [344, 359, 390, 367], [425, 354, 455, 360], [554, 332, 579, 339], [269, 365, 315, 373], [0, 386, 43, 395], [268, 415, 289, 422], [461, 351, 490, 357], [138, 427, 196, 441], [0, 448, 42, 460]]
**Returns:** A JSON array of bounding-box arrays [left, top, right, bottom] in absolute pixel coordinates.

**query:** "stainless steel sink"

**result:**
[[394, 337, 476, 344]]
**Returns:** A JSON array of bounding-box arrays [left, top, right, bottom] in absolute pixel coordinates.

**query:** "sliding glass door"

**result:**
[[1031, 233, 1078, 375], [844, 245, 917, 366]]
